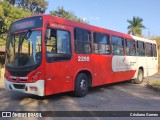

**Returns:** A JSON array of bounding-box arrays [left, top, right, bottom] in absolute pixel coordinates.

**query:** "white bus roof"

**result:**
[[131, 35, 156, 44]]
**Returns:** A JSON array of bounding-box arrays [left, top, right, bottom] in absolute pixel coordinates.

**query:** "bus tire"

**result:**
[[74, 73, 88, 97], [134, 69, 143, 84]]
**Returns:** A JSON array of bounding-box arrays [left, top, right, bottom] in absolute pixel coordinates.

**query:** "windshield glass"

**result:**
[[6, 30, 42, 68]]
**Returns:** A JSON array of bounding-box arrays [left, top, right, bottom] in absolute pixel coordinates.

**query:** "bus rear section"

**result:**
[[131, 36, 158, 82]]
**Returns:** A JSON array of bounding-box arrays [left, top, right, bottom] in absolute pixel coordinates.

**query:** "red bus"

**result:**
[[4, 15, 158, 97]]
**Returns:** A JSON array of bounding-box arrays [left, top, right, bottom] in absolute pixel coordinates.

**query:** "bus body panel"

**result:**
[[45, 61, 74, 95], [112, 56, 137, 81], [91, 55, 113, 86]]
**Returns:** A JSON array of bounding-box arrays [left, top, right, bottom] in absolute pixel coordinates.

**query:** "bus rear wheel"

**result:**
[[74, 73, 88, 97], [134, 69, 144, 84]]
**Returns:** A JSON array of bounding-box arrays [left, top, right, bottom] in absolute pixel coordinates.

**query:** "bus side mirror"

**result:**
[[46, 28, 51, 40]]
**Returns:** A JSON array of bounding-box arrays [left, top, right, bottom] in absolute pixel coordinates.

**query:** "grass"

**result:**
[[147, 80, 160, 91]]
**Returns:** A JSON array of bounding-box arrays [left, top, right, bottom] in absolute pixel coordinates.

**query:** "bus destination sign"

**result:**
[[11, 16, 43, 32]]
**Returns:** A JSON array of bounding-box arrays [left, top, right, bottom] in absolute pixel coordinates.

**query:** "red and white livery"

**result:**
[[4, 15, 158, 97]]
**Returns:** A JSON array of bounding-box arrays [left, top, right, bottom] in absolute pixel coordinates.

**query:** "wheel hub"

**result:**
[[80, 79, 87, 91], [139, 73, 143, 81]]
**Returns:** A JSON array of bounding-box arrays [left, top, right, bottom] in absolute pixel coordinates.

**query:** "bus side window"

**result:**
[[46, 29, 57, 53], [153, 44, 157, 57], [126, 39, 136, 56], [74, 28, 91, 54], [146, 43, 153, 57], [93, 32, 110, 54], [137, 41, 145, 56], [46, 28, 71, 62], [111, 36, 124, 55]]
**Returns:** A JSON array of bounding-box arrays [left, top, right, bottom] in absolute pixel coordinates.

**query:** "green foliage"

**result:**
[[5, 0, 16, 5], [50, 7, 88, 23], [0, 1, 31, 41], [0, 38, 6, 46], [147, 80, 160, 91], [6, 0, 48, 14], [19, 0, 48, 14], [127, 16, 146, 36]]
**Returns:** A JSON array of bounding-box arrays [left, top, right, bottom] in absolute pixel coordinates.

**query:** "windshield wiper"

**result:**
[[19, 29, 32, 47], [18, 29, 32, 66]]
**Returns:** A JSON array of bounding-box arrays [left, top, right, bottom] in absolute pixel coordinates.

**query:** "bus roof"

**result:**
[[131, 35, 156, 44], [14, 14, 156, 43], [41, 14, 133, 39]]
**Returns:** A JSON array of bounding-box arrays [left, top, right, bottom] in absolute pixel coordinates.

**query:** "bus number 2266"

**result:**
[[78, 56, 90, 62]]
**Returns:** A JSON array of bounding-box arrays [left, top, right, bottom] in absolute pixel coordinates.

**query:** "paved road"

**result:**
[[0, 74, 160, 120]]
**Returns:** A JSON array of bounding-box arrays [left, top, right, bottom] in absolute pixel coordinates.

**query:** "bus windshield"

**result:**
[[5, 30, 42, 69]]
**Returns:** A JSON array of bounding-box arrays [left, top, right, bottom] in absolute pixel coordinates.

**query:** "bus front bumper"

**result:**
[[4, 78, 45, 96]]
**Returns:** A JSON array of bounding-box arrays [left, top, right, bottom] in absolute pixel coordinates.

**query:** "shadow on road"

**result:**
[[0, 74, 160, 112]]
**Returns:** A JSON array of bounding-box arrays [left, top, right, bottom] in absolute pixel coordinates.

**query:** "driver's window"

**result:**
[[46, 29, 57, 53], [46, 28, 71, 62]]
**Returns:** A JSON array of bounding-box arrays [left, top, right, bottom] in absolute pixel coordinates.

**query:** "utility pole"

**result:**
[[148, 30, 150, 39], [147, 28, 150, 39]]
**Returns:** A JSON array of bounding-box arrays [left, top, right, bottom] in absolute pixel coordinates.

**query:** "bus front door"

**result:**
[[45, 25, 74, 95]]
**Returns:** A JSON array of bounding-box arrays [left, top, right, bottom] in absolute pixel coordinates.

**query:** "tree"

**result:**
[[0, 1, 31, 42], [127, 16, 145, 36], [5, 0, 16, 5], [50, 7, 87, 23], [6, 0, 48, 14]]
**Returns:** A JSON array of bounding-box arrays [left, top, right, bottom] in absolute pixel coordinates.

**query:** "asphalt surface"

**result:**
[[0, 74, 160, 120]]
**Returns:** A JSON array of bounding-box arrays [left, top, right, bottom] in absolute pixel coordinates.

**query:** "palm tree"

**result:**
[[127, 16, 146, 36]]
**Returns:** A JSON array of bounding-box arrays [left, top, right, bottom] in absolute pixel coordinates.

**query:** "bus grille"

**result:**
[[13, 84, 26, 89]]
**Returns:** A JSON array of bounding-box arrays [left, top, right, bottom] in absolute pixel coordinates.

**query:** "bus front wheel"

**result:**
[[74, 73, 89, 97], [134, 69, 144, 84]]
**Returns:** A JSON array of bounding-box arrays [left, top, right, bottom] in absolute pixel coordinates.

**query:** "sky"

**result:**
[[45, 0, 160, 37]]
